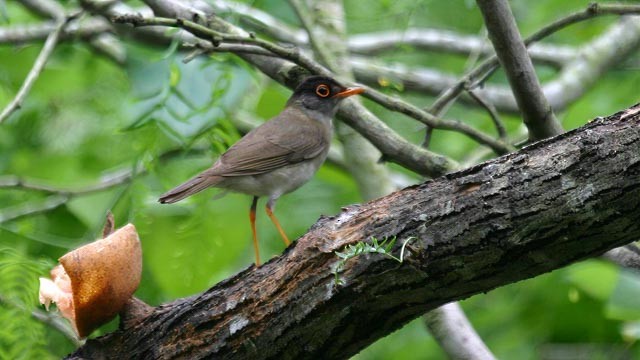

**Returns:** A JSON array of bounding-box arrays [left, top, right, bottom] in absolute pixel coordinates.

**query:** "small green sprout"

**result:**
[[333, 236, 414, 286]]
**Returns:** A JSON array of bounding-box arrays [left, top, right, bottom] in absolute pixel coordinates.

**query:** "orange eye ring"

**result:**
[[315, 84, 330, 98]]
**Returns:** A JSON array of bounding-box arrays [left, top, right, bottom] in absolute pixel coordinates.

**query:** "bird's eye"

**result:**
[[315, 84, 331, 98]]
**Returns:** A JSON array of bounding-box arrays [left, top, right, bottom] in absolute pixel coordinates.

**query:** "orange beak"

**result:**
[[333, 87, 365, 98]]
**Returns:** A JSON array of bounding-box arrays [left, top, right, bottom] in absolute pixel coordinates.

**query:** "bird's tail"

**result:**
[[158, 171, 222, 204]]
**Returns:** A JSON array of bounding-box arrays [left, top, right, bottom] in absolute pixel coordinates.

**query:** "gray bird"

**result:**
[[158, 76, 364, 265]]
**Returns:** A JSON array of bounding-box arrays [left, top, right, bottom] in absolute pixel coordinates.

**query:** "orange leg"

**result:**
[[265, 203, 291, 246], [250, 196, 260, 266]]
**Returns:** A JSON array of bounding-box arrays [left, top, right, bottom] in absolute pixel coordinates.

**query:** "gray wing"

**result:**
[[210, 108, 329, 177]]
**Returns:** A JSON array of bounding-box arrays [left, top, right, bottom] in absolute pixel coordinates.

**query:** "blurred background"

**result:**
[[1, 0, 640, 358]]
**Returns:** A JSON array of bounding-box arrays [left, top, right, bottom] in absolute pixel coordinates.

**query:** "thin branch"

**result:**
[[0, 168, 135, 196], [362, 87, 515, 154], [0, 166, 137, 223], [0, 195, 69, 223], [353, 14, 640, 115], [421, 126, 434, 149], [0, 17, 67, 124], [111, 14, 333, 78], [212, 0, 575, 67], [287, 0, 331, 67], [469, 88, 507, 140], [527, 3, 640, 45], [213, 0, 306, 44], [424, 303, 497, 360], [0, 18, 110, 44], [603, 245, 640, 271], [0, 293, 83, 347], [32, 309, 83, 346], [542, 16, 640, 112], [348, 28, 574, 67], [429, 2, 640, 119], [18, 0, 64, 18], [477, 0, 562, 140], [337, 100, 459, 176]]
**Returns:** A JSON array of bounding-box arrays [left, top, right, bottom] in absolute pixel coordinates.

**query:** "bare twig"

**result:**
[[31, 309, 83, 346], [18, 0, 64, 18], [468, 90, 508, 140], [0, 195, 70, 223], [430, 2, 640, 119], [603, 244, 640, 271], [0, 17, 67, 124], [424, 303, 497, 360], [477, 0, 562, 140], [0, 293, 83, 347], [287, 0, 331, 66], [0, 166, 137, 223], [362, 87, 514, 154], [0, 168, 135, 196], [212, 0, 575, 67], [349, 28, 573, 68], [421, 126, 434, 149], [102, 211, 115, 237], [111, 14, 332, 78], [542, 16, 640, 112]]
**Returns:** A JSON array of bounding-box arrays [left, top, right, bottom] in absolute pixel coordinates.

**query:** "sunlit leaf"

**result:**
[[564, 260, 618, 301], [606, 269, 640, 321]]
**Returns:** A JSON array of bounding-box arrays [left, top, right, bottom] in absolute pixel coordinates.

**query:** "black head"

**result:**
[[287, 76, 364, 116]]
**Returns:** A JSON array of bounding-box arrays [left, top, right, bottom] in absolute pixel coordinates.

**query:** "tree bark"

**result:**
[[68, 104, 640, 359]]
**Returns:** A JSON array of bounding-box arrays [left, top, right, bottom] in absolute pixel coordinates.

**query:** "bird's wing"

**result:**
[[210, 108, 329, 177]]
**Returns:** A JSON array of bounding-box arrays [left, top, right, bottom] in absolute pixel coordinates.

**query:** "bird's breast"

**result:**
[[217, 150, 329, 199]]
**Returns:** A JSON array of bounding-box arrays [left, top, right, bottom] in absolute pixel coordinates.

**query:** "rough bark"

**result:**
[[68, 104, 640, 359]]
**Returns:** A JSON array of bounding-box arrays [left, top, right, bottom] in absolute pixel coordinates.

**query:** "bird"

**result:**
[[158, 75, 364, 265]]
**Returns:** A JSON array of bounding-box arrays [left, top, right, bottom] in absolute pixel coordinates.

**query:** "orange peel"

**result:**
[[39, 224, 142, 338]]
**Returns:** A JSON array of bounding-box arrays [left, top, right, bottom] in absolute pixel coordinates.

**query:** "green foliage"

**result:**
[[565, 259, 640, 322], [333, 237, 413, 285], [124, 48, 254, 144], [0, 248, 58, 360]]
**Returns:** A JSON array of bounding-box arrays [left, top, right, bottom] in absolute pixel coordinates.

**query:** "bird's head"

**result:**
[[287, 76, 364, 117]]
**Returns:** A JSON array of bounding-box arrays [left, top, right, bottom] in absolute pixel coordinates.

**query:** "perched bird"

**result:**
[[159, 76, 364, 265]]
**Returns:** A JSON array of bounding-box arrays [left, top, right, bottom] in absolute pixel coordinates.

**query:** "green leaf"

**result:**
[[564, 260, 618, 301], [605, 269, 640, 321], [621, 321, 640, 340]]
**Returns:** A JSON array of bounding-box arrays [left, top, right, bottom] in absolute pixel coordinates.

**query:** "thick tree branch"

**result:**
[[476, 0, 562, 140], [69, 105, 640, 359]]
